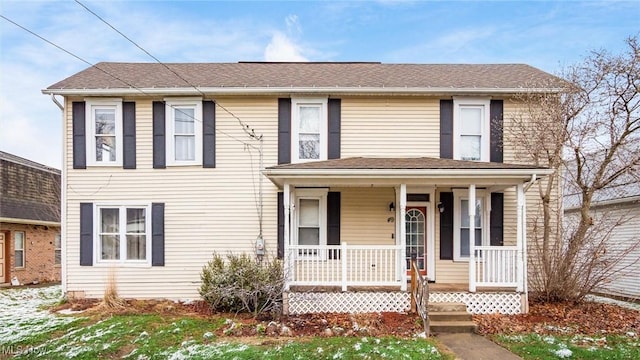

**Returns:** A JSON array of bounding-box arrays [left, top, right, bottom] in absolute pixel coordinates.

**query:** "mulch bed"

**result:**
[[474, 300, 640, 336]]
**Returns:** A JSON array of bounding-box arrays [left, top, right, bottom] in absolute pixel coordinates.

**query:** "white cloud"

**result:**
[[264, 31, 308, 61]]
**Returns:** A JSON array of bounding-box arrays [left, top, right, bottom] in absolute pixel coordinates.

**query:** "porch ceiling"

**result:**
[[263, 157, 552, 188]]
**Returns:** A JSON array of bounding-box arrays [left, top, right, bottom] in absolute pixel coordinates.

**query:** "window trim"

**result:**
[[165, 98, 203, 166], [453, 98, 490, 162], [452, 189, 490, 262], [54, 233, 61, 266], [291, 98, 328, 163], [93, 203, 152, 267], [293, 189, 328, 258], [14, 231, 25, 269], [85, 98, 123, 166]]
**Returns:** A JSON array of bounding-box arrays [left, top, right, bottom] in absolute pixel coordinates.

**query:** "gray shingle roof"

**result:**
[[46, 62, 563, 92], [267, 157, 546, 170]]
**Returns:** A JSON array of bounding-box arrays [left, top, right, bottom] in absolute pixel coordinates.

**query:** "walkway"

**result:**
[[437, 333, 523, 360]]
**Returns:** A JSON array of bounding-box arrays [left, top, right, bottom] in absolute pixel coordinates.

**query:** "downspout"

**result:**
[[51, 94, 66, 295]]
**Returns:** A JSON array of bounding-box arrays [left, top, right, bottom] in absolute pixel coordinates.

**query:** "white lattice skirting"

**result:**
[[286, 291, 523, 315], [286, 292, 411, 314], [429, 292, 523, 315]]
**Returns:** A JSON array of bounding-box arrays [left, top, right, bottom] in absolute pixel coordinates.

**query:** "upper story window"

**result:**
[[292, 98, 327, 163], [96, 204, 150, 264], [453, 98, 490, 162], [86, 99, 123, 166], [165, 99, 202, 166]]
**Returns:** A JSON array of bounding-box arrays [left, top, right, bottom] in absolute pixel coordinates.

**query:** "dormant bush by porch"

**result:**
[[199, 253, 284, 317]]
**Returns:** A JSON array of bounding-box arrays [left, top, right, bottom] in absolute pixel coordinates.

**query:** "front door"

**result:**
[[406, 207, 426, 275], [0, 233, 5, 283]]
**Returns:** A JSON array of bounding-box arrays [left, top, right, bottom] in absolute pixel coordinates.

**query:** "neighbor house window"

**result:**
[[14, 231, 25, 268], [292, 98, 327, 163], [54, 234, 61, 265], [295, 189, 327, 256], [165, 99, 202, 165], [86, 99, 123, 166], [453, 98, 490, 162], [96, 205, 150, 264], [453, 190, 489, 261]]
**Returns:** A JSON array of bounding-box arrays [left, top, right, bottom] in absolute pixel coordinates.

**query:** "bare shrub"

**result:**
[[199, 253, 284, 318]]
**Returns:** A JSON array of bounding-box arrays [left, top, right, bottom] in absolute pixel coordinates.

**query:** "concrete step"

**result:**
[[428, 302, 468, 312], [429, 311, 473, 322], [429, 320, 477, 333]]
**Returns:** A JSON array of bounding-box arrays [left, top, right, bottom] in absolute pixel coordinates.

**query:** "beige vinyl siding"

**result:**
[[341, 97, 440, 157], [65, 97, 280, 299], [335, 187, 396, 246]]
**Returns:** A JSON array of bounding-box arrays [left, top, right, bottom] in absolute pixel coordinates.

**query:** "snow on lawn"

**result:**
[[0, 285, 77, 344]]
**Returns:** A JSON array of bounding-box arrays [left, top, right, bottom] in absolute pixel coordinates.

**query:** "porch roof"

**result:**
[[263, 157, 552, 188]]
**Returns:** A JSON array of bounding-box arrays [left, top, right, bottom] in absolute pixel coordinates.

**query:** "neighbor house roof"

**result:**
[[263, 157, 552, 188], [44, 62, 564, 96], [0, 151, 61, 224]]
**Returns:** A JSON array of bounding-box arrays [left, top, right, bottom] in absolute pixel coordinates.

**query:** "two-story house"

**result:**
[[44, 62, 560, 314]]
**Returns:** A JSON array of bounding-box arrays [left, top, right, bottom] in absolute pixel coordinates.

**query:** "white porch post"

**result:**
[[283, 183, 291, 291], [468, 184, 477, 293], [516, 183, 525, 293], [400, 184, 407, 291]]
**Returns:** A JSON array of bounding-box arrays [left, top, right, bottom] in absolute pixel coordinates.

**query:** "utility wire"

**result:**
[[0, 13, 256, 149], [74, 0, 263, 142]]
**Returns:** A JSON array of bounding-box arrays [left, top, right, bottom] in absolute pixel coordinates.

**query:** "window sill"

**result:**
[[94, 261, 152, 268]]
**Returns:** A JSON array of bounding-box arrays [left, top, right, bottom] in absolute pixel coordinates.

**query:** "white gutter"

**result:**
[[50, 94, 64, 111], [263, 168, 554, 178], [0, 217, 60, 227], [42, 86, 564, 97], [523, 174, 537, 192], [564, 195, 640, 211]]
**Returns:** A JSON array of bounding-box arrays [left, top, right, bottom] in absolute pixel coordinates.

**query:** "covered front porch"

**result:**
[[264, 157, 551, 314]]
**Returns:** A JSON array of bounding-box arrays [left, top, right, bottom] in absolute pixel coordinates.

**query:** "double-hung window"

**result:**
[[96, 204, 150, 264], [86, 99, 123, 166], [166, 99, 202, 166], [54, 234, 61, 265], [453, 190, 489, 261], [292, 98, 327, 163], [14, 231, 25, 268], [453, 98, 490, 162], [295, 189, 327, 257]]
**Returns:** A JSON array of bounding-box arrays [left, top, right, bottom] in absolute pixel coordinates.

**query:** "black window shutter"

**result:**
[[490, 193, 504, 246], [328, 99, 341, 159], [490, 100, 504, 163], [327, 192, 341, 259], [72, 102, 87, 169], [278, 98, 291, 164], [203, 100, 216, 168], [277, 192, 284, 259], [123, 102, 136, 169], [152, 101, 166, 169], [439, 192, 454, 260], [79, 202, 93, 266], [151, 203, 165, 266], [440, 100, 454, 159]]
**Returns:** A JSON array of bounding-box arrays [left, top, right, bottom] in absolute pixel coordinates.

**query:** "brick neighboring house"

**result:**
[[0, 151, 61, 285]]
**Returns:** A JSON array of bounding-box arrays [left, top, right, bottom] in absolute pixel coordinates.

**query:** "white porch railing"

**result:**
[[285, 243, 403, 291], [473, 246, 519, 288]]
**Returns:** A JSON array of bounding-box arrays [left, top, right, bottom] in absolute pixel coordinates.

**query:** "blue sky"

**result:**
[[1, 0, 638, 168]]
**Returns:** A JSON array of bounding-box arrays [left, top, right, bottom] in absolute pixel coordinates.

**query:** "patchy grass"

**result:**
[[495, 333, 640, 360], [1, 286, 448, 360]]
